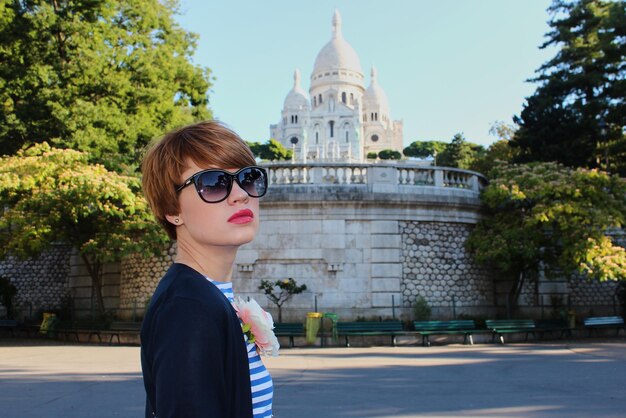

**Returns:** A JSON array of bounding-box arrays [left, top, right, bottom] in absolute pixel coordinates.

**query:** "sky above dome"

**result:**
[[176, 0, 555, 148]]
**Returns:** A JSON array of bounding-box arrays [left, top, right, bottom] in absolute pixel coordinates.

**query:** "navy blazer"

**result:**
[[141, 263, 253, 417]]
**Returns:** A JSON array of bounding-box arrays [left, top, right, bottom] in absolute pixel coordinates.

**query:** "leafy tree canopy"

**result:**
[[512, 0, 626, 175], [436, 133, 485, 169], [378, 149, 402, 160], [0, 143, 168, 315], [470, 122, 520, 177], [259, 278, 307, 322], [403, 140, 447, 158], [466, 162, 626, 308], [247, 139, 292, 161], [0, 0, 212, 170]]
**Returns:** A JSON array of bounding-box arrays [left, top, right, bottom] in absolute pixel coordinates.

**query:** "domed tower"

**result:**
[[362, 66, 403, 155], [270, 69, 310, 157], [307, 10, 364, 162]]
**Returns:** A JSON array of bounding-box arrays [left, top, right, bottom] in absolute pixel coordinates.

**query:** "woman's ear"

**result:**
[[165, 214, 184, 226]]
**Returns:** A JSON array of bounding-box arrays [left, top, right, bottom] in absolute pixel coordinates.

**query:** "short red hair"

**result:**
[[141, 120, 256, 240]]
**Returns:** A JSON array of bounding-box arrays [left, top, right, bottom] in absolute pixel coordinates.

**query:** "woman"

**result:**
[[140, 120, 274, 417]]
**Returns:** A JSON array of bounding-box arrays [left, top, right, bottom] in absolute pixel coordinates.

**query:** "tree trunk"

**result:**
[[81, 254, 105, 318], [507, 271, 526, 319]]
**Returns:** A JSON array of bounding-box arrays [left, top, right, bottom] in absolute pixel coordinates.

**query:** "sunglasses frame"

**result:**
[[175, 166, 268, 203]]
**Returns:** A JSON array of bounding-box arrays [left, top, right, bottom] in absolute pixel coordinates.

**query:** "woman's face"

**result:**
[[173, 159, 260, 249]]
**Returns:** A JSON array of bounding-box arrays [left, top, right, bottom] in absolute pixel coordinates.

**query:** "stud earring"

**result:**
[[174, 218, 180, 224]]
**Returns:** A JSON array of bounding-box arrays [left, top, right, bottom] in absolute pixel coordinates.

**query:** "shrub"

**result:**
[[413, 295, 431, 320]]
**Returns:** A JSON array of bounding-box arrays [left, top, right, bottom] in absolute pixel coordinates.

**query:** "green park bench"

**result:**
[[51, 320, 109, 343], [336, 321, 405, 347], [534, 319, 572, 339], [0, 319, 18, 336], [412, 320, 485, 346], [274, 323, 305, 348], [100, 321, 142, 345], [583, 316, 625, 337], [486, 319, 536, 344]]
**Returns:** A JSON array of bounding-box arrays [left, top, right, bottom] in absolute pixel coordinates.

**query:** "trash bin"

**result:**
[[323, 312, 338, 343], [39, 312, 57, 335], [305, 312, 322, 345]]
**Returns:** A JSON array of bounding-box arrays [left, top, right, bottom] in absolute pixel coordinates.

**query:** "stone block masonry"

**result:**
[[0, 244, 71, 320], [400, 221, 494, 318]]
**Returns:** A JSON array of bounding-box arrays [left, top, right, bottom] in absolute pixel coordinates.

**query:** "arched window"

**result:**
[[329, 121, 335, 138], [345, 131, 349, 142], [319, 94, 322, 103], [313, 96, 317, 107], [350, 93, 354, 104], [341, 92, 347, 104], [295, 115, 298, 124], [315, 132, 319, 144]]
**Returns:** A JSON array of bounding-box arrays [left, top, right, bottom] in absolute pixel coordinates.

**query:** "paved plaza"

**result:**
[[1, 338, 625, 417]]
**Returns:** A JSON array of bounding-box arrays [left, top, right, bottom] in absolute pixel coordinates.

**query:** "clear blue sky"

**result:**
[[175, 0, 556, 147]]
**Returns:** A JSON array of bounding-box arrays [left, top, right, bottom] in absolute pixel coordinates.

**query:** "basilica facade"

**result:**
[[270, 11, 403, 162]]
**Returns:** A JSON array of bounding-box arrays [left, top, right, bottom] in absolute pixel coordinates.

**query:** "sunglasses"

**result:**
[[176, 166, 268, 203]]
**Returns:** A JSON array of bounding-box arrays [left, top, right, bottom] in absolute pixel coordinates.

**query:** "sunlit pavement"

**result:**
[[1, 339, 625, 417]]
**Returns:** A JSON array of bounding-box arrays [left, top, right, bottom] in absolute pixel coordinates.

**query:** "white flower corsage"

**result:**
[[232, 297, 280, 357]]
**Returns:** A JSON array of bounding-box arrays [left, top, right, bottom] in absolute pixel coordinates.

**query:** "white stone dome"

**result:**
[[312, 10, 363, 75], [363, 66, 389, 111], [283, 69, 309, 109]]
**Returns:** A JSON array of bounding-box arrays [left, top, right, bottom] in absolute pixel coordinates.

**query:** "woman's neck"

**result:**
[[175, 238, 238, 282]]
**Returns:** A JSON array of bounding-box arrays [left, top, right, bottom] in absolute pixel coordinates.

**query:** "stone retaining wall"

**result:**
[[0, 244, 71, 320], [400, 221, 494, 318]]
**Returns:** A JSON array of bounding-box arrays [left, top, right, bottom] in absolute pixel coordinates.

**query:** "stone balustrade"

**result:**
[[263, 162, 487, 193]]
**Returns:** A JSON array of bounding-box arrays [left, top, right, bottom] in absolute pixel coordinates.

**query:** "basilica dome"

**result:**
[[312, 10, 363, 76], [283, 69, 309, 110], [363, 66, 389, 112]]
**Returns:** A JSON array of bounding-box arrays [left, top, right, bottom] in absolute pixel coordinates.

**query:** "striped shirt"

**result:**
[[208, 279, 274, 417]]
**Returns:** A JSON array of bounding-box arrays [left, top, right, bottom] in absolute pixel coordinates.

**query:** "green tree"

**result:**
[[437, 133, 484, 169], [0, 0, 211, 169], [366, 151, 378, 159], [466, 162, 626, 315], [512, 0, 626, 175], [246, 139, 292, 161], [378, 149, 402, 160], [403, 140, 447, 159], [0, 143, 168, 317], [470, 122, 520, 176], [259, 278, 307, 323]]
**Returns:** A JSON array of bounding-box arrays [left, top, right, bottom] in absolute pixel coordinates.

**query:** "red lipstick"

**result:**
[[228, 209, 254, 224]]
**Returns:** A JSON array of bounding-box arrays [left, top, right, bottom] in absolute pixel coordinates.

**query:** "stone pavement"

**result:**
[[1, 338, 626, 417]]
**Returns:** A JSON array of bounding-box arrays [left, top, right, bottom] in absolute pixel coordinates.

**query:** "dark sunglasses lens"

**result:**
[[237, 167, 267, 197], [197, 171, 231, 202]]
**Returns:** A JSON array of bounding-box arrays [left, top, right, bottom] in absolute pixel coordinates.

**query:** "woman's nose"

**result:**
[[228, 180, 249, 204]]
